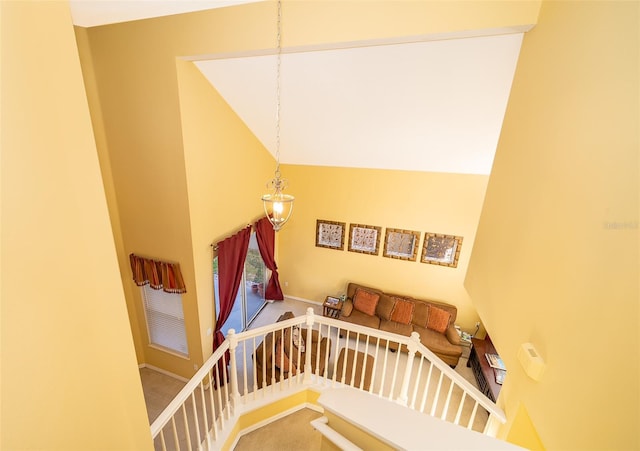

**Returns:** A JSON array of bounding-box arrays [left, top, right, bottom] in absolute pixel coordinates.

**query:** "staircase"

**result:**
[[150, 308, 508, 450]]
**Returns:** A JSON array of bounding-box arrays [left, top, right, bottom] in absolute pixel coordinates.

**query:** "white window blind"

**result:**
[[142, 285, 189, 357]]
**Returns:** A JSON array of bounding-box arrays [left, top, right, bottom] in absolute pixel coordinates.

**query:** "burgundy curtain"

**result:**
[[255, 216, 284, 301], [213, 226, 251, 351], [129, 254, 186, 293]]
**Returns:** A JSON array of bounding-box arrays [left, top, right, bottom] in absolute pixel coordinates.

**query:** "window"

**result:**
[[142, 284, 189, 357], [213, 232, 268, 335]]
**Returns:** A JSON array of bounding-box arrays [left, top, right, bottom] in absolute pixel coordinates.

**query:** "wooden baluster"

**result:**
[[397, 332, 419, 406], [332, 329, 340, 387], [303, 307, 315, 384], [213, 365, 224, 430], [207, 368, 218, 441], [368, 337, 381, 394], [170, 417, 180, 451], [159, 430, 167, 451], [251, 336, 258, 400], [419, 363, 434, 413], [484, 413, 501, 437], [409, 355, 425, 409], [277, 326, 285, 387], [388, 342, 402, 400], [190, 392, 202, 450], [440, 380, 455, 420], [221, 352, 230, 421], [181, 404, 191, 451], [289, 325, 296, 388], [467, 401, 479, 430], [227, 329, 240, 412], [241, 340, 248, 398], [378, 341, 390, 397], [351, 332, 361, 387], [430, 372, 444, 416], [454, 392, 467, 425], [358, 334, 370, 390]]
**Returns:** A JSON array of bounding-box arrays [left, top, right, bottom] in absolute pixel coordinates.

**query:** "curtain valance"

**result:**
[[129, 253, 187, 294]]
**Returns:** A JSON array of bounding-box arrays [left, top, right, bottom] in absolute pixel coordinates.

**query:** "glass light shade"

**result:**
[[262, 192, 294, 231]]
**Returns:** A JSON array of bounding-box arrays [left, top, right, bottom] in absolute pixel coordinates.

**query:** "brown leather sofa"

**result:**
[[254, 312, 331, 388], [338, 282, 463, 367]]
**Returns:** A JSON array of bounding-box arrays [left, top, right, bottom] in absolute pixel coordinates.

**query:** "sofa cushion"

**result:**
[[413, 325, 462, 358], [379, 319, 413, 337], [412, 301, 430, 328], [339, 308, 381, 330], [375, 293, 396, 320], [389, 298, 415, 325], [426, 305, 451, 333], [353, 288, 380, 316]]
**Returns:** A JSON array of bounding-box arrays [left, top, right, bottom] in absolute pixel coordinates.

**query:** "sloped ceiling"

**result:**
[[69, 0, 259, 27], [195, 33, 523, 175], [70, 1, 525, 175]]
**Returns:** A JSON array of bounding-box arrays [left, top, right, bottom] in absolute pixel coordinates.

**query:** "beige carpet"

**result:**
[[234, 408, 324, 451], [140, 367, 186, 424]]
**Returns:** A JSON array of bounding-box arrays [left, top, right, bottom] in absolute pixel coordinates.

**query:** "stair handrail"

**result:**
[[149, 307, 507, 448]]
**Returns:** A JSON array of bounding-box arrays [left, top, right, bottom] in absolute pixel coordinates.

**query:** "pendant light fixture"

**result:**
[[261, 0, 294, 232]]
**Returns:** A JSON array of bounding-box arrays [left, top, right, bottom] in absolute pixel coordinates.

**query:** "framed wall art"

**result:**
[[316, 220, 346, 250], [383, 228, 421, 261], [348, 223, 381, 255], [421, 233, 463, 268]]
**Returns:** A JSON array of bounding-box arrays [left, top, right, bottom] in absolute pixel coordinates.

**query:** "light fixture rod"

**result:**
[[261, 0, 294, 232], [274, 0, 282, 176]]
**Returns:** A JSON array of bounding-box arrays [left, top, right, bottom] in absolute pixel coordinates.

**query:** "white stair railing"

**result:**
[[150, 308, 506, 450]]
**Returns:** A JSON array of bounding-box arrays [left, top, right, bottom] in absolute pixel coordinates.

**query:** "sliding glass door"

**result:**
[[213, 232, 268, 335]]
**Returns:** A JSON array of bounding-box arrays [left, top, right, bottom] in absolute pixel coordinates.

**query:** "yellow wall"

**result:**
[[1, 2, 152, 449], [222, 390, 320, 451], [176, 60, 275, 358], [278, 165, 489, 330], [78, 0, 541, 376], [285, 0, 541, 46], [75, 27, 146, 364], [465, 1, 638, 449], [323, 411, 395, 451], [506, 404, 544, 451], [77, 1, 290, 376]]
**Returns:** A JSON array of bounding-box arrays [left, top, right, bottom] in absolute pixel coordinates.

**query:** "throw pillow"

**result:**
[[376, 293, 396, 320], [412, 302, 430, 327], [426, 305, 451, 334], [389, 297, 415, 325], [353, 288, 380, 316]]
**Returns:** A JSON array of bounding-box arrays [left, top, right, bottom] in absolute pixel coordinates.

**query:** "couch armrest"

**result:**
[[341, 299, 354, 317], [445, 325, 461, 345]]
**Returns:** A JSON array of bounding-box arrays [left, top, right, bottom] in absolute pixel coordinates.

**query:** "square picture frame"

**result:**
[[421, 233, 463, 268], [348, 223, 381, 255], [316, 220, 346, 250], [382, 228, 421, 261]]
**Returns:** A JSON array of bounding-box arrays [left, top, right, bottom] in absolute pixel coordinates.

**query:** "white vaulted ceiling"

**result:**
[[70, 1, 526, 175], [195, 33, 523, 175], [69, 0, 260, 27]]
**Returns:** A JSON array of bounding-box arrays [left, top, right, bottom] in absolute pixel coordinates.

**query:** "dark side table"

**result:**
[[467, 336, 502, 402], [323, 296, 343, 318]]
